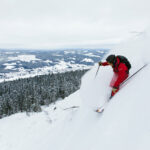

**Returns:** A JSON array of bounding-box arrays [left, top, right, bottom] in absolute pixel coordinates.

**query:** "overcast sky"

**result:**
[[0, 0, 149, 49]]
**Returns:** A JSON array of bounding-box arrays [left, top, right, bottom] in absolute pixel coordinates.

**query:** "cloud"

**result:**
[[0, 0, 149, 49]]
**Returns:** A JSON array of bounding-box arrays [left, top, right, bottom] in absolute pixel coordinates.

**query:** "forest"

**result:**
[[0, 69, 88, 118]]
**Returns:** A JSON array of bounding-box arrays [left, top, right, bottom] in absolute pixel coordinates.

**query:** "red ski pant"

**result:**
[[110, 72, 129, 96]]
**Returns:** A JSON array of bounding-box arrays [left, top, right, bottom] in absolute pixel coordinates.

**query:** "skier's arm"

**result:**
[[99, 62, 109, 66]]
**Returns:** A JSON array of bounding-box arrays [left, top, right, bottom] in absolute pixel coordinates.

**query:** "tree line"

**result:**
[[0, 69, 88, 118]]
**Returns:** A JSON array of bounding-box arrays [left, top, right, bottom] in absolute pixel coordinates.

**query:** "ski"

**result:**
[[95, 101, 108, 113], [95, 107, 104, 113], [63, 106, 79, 110]]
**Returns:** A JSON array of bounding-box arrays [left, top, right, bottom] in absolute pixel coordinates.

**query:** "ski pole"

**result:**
[[95, 65, 100, 79]]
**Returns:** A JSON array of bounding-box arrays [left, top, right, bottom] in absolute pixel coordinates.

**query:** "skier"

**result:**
[[98, 54, 131, 99]]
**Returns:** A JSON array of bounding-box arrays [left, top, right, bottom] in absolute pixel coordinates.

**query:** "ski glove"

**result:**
[[98, 62, 102, 66]]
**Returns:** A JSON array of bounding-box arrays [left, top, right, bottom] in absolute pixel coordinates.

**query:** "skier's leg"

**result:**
[[110, 73, 128, 98]]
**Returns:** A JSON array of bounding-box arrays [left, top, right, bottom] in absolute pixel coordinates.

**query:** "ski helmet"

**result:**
[[106, 55, 116, 64]]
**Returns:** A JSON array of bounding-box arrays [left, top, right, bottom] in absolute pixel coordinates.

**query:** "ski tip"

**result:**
[[95, 108, 104, 113]]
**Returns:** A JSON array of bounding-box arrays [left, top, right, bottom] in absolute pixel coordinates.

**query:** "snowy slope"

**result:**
[[0, 39, 150, 150], [60, 63, 150, 150]]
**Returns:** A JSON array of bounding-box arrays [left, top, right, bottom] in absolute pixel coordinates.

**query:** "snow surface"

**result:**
[[84, 53, 101, 57], [81, 58, 94, 63], [0, 37, 150, 150], [8, 55, 41, 62], [0, 61, 90, 83], [3, 63, 16, 70]]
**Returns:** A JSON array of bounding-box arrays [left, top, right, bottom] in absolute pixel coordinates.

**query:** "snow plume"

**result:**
[[140, 28, 150, 63], [99, 27, 150, 74], [113, 27, 150, 63], [80, 64, 113, 108]]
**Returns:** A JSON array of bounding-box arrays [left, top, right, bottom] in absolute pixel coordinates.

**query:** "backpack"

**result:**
[[117, 55, 131, 70]]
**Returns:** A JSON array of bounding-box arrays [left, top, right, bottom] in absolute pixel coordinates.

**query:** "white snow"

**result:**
[[0, 61, 91, 83], [5, 65, 15, 70], [84, 53, 101, 57], [64, 51, 75, 54], [0, 36, 150, 150], [44, 60, 53, 63], [3, 63, 16, 70], [5, 52, 16, 54], [8, 55, 41, 62], [81, 58, 94, 63]]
